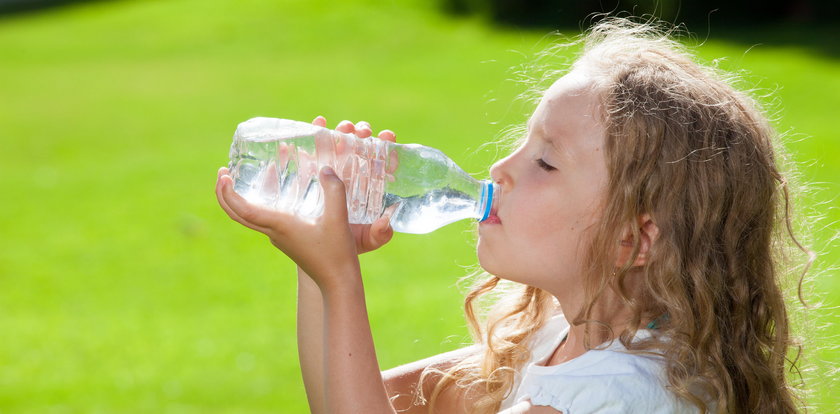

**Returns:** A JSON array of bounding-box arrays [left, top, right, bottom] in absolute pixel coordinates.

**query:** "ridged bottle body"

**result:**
[[228, 117, 494, 234]]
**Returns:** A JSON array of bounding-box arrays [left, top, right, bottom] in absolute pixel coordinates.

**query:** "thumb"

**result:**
[[319, 166, 349, 222], [367, 215, 394, 249]]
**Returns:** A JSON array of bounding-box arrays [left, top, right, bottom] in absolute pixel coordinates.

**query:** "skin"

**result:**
[[479, 68, 658, 369], [215, 67, 659, 413], [217, 118, 397, 413]]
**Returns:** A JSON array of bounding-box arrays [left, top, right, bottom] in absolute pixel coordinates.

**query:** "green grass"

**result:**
[[0, 0, 837, 412]]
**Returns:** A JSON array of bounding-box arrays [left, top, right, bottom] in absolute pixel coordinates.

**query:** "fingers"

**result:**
[[336, 120, 371, 138], [336, 120, 355, 134], [367, 215, 394, 249], [215, 169, 275, 233], [378, 129, 396, 142], [215, 171, 250, 226], [324, 118, 383, 139], [216, 172, 255, 229], [319, 166, 349, 224], [354, 121, 372, 138]]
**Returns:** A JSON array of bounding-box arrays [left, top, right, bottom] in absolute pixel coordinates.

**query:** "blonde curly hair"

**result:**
[[420, 17, 814, 414]]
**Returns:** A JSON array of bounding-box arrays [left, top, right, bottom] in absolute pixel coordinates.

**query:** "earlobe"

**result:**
[[642, 219, 659, 248], [615, 214, 659, 268]]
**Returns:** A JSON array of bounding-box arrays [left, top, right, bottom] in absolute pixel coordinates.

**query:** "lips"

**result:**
[[482, 215, 501, 224], [481, 207, 501, 225]]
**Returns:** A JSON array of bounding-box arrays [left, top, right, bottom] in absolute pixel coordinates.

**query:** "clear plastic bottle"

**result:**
[[228, 117, 498, 234]]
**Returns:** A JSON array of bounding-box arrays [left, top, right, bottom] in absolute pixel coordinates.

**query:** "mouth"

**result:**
[[481, 208, 501, 225], [480, 182, 501, 225]]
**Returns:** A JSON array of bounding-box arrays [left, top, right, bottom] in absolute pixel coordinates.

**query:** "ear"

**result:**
[[615, 214, 660, 268]]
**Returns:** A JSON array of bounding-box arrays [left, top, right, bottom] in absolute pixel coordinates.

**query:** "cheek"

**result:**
[[476, 181, 603, 282], [513, 199, 596, 268]]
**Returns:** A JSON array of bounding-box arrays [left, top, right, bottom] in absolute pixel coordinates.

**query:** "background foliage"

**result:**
[[0, 0, 837, 412], [439, 0, 840, 27]]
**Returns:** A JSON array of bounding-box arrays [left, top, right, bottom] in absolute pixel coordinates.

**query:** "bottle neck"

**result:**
[[476, 180, 498, 222]]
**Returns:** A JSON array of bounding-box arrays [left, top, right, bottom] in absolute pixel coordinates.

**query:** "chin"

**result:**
[[477, 250, 545, 289], [476, 238, 493, 265], [476, 238, 526, 283], [476, 250, 494, 274], [476, 248, 512, 281]]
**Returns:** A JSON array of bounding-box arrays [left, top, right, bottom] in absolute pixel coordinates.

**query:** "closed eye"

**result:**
[[536, 158, 556, 171]]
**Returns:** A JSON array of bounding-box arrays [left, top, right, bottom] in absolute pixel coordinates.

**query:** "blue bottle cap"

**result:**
[[479, 181, 493, 222]]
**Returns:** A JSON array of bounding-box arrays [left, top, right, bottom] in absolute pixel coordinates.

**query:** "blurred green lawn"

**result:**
[[0, 0, 837, 412]]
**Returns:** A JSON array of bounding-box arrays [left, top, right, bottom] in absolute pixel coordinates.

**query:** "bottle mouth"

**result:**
[[478, 181, 497, 222]]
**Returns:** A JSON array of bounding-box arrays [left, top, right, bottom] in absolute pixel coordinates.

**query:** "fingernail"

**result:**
[[322, 166, 336, 176]]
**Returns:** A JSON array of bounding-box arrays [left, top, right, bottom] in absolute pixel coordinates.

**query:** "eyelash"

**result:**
[[536, 158, 556, 171]]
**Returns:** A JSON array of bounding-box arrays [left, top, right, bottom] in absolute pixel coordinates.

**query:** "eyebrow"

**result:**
[[546, 135, 563, 151], [543, 130, 569, 160], [526, 117, 563, 153]]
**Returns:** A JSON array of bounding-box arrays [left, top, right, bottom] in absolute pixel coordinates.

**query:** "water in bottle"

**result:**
[[228, 117, 497, 234]]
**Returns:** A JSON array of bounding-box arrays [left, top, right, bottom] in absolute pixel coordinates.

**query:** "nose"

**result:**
[[489, 154, 513, 189]]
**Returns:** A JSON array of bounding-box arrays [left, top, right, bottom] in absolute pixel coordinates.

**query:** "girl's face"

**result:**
[[477, 69, 609, 297]]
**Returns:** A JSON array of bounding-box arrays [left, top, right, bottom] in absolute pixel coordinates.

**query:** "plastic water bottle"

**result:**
[[228, 117, 498, 234]]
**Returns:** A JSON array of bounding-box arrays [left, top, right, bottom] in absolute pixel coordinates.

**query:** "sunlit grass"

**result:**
[[0, 0, 836, 412]]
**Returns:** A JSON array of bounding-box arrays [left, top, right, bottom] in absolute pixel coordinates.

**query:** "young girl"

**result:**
[[215, 18, 810, 414]]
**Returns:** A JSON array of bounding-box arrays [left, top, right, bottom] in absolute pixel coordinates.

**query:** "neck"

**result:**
[[545, 281, 639, 365]]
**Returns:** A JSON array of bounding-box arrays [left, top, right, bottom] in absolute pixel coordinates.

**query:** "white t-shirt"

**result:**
[[500, 315, 698, 413]]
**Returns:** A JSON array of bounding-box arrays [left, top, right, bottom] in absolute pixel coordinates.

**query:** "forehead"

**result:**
[[531, 70, 600, 125], [529, 70, 604, 147]]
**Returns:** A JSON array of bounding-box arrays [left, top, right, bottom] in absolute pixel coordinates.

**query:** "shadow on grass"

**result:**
[[437, 0, 840, 59], [0, 0, 117, 18], [516, 21, 840, 60], [701, 23, 840, 60]]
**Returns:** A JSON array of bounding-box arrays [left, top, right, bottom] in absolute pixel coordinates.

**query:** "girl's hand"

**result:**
[[215, 116, 398, 282], [217, 164, 358, 288], [312, 116, 397, 255]]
